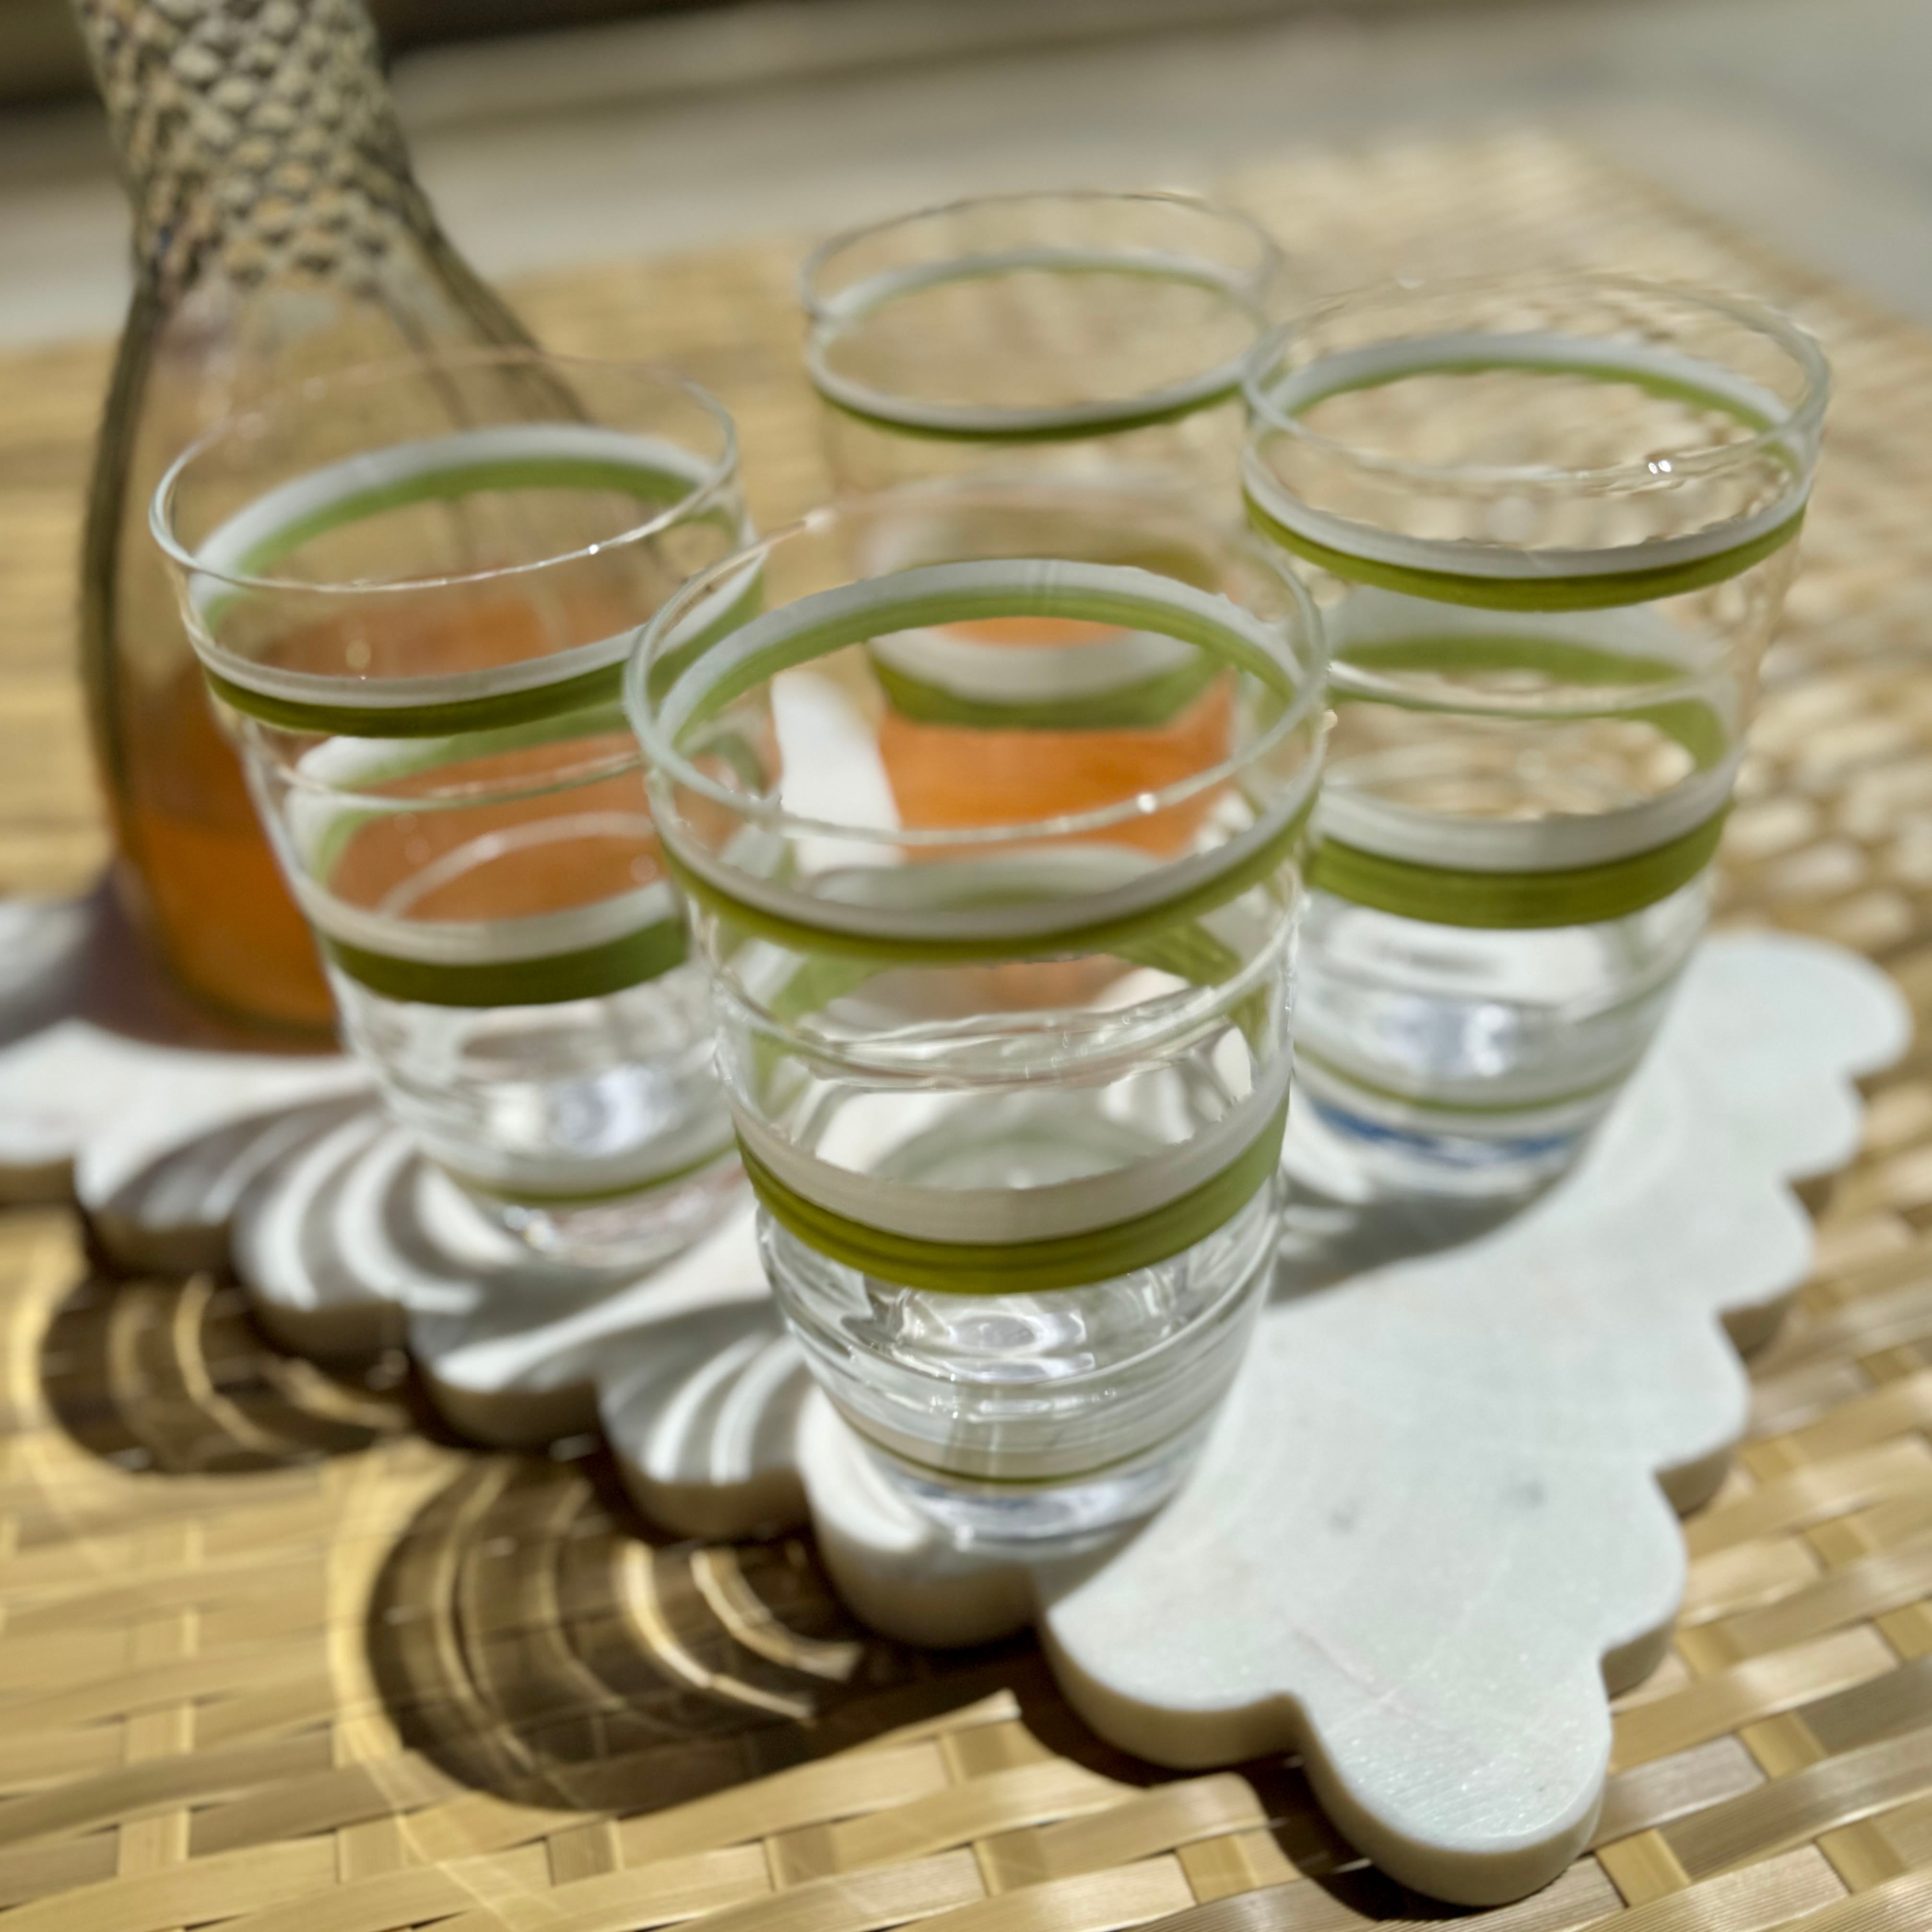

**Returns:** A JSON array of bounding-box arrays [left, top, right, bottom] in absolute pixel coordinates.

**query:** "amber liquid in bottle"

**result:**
[[74, 0, 531, 1033]]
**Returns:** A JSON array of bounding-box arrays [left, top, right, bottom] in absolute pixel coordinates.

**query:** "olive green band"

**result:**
[[1244, 491, 1805, 613], [1308, 808, 1725, 929], [740, 1096, 1286, 1295], [817, 379, 1241, 445], [205, 564, 761, 740], [320, 917, 687, 1007], [207, 656, 629, 741], [664, 561, 1304, 745], [668, 791, 1310, 966]]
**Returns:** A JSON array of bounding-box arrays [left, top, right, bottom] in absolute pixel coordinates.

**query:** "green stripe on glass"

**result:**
[[319, 917, 687, 1007], [1308, 808, 1724, 929], [668, 793, 1310, 967], [1245, 491, 1805, 612], [639, 568, 766, 708], [869, 649, 1222, 731], [670, 562, 1302, 744], [207, 656, 626, 740], [747, 909, 1274, 1097], [207, 563, 763, 740], [739, 1096, 1287, 1295], [817, 379, 1241, 445]]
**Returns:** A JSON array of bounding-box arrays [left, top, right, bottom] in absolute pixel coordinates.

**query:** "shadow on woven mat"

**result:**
[[30, 1258, 1228, 1824], [36, 1269, 410, 1473], [360, 1449, 1187, 1812]]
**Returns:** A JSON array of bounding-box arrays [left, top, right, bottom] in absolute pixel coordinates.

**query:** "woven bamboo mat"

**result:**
[[5, 127, 1932, 1932]]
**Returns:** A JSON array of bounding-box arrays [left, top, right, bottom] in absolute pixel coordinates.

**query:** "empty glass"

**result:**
[[153, 350, 753, 1267], [626, 480, 1326, 1544], [801, 189, 1281, 506], [1243, 274, 1828, 1195]]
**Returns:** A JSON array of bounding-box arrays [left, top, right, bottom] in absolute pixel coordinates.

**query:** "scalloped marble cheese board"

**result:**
[[0, 900, 1906, 1905]]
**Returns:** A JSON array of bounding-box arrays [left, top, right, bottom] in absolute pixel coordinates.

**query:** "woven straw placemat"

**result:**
[[4, 129, 1932, 1932]]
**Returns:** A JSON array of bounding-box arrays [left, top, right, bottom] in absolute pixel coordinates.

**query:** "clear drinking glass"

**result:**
[[153, 350, 753, 1267], [800, 189, 1281, 506], [1243, 274, 1828, 1195], [626, 481, 1326, 1544], [803, 190, 1284, 890]]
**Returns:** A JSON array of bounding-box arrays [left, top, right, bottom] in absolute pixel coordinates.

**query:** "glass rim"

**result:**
[[149, 347, 741, 599], [799, 188, 1282, 434], [799, 186, 1283, 317], [1240, 271, 1831, 494], [625, 479, 1326, 853]]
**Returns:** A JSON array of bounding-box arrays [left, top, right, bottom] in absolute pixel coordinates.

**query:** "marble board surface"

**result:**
[[0, 906, 1906, 1905]]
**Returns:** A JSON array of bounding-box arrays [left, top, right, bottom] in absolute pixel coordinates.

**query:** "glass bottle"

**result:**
[[72, 0, 531, 1033]]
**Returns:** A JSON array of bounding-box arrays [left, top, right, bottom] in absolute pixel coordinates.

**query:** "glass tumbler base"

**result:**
[[1289, 879, 1707, 1201], [457, 1154, 746, 1272], [759, 1184, 1278, 1550], [857, 1414, 1221, 1550], [1289, 1069, 1605, 1202]]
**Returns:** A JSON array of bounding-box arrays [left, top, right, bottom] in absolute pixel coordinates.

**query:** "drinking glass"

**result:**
[[800, 189, 1281, 505], [1243, 274, 1828, 1194], [626, 480, 1326, 1544], [153, 350, 754, 1267]]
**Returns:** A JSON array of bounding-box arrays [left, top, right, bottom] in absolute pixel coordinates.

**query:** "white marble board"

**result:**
[[0, 901, 1906, 1906]]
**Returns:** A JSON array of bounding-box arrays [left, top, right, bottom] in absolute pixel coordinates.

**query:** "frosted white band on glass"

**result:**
[[868, 623, 1199, 706], [288, 699, 632, 806], [733, 1046, 1292, 1251], [1327, 584, 1721, 665], [1318, 753, 1739, 875], [671, 781, 1310, 954], [293, 869, 680, 968], [1315, 591, 1741, 872]]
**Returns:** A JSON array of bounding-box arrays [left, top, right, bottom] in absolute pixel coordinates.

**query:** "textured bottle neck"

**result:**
[[72, 0, 435, 296]]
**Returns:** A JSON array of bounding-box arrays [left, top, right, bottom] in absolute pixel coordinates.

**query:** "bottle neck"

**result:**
[[72, 0, 433, 296]]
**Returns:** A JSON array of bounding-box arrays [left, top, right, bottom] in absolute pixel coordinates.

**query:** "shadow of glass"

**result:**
[[37, 1267, 411, 1474], [1272, 1092, 1555, 1302], [360, 1450, 1118, 1810], [359, 1461, 1059, 1808], [1272, 1171, 1537, 1302]]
